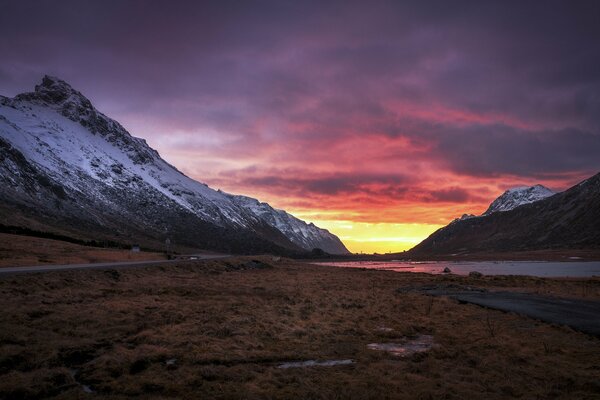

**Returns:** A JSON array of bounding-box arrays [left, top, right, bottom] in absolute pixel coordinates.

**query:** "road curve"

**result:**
[[426, 289, 600, 337], [0, 254, 231, 276]]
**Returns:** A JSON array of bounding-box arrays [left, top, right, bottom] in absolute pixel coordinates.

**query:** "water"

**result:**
[[278, 359, 354, 369], [367, 335, 434, 357], [69, 369, 95, 394], [314, 260, 600, 278]]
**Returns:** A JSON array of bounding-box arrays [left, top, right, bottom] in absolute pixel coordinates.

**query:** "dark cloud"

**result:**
[[427, 187, 473, 203], [433, 124, 600, 178], [242, 173, 413, 196]]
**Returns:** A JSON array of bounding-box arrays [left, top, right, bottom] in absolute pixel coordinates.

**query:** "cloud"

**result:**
[[433, 124, 600, 177], [427, 187, 473, 203]]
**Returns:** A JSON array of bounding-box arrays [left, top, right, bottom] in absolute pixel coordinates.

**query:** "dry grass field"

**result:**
[[0, 233, 166, 267], [0, 257, 599, 399]]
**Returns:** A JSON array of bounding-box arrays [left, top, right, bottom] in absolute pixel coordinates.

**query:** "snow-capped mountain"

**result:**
[[443, 184, 557, 232], [482, 185, 555, 215], [0, 76, 349, 254], [447, 185, 555, 225], [408, 172, 600, 257]]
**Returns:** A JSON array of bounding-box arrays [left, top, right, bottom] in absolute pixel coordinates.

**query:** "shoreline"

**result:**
[[311, 259, 600, 279], [307, 248, 600, 263]]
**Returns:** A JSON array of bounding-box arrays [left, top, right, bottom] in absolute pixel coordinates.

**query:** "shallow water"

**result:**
[[278, 359, 354, 369], [368, 335, 434, 357], [69, 369, 94, 393], [314, 260, 600, 278]]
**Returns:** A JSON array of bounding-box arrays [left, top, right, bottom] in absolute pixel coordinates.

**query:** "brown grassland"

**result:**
[[0, 257, 599, 399], [0, 233, 166, 268]]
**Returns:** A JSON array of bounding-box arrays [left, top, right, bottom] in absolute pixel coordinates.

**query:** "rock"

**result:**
[[469, 271, 483, 278], [165, 358, 178, 370], [278, 359, 354, 369], [442, 267, 452, 273]]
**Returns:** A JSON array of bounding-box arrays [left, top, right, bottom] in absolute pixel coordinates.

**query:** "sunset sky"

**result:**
[[2, 1, 600, 253]]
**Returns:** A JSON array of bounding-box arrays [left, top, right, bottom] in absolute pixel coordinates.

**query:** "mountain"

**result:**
[[447, 185, 555, 227], [482, 184, 555, 215], [0, 75, 349, 255], [408, 173, 600, 257]]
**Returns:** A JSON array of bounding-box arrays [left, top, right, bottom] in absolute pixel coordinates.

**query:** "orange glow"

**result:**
[[291, 216, 443, 254]]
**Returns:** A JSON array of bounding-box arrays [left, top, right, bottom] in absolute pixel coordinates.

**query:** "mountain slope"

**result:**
[[227, 194, 348, 254], [0, 76, 349, 254], [408, 173, 600, 256]]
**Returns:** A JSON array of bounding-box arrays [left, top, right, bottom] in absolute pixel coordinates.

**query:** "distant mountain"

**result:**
[[483, 184, 555, 215], [0, 76, 349, 255], [408, 173, 600, 256], [446, 185, 555, 227]]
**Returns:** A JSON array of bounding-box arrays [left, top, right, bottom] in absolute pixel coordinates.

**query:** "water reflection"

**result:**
[[313, 260, 600, 277], [278, 359, 354, 369], [368, 335, 434, 357]]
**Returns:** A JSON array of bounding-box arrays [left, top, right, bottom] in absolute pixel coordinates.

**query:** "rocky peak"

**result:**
[[16, 75, 101, 129], [483, 184, 555, 215], [17, 75, 94, 112], [36, 75, 82, 97], [13, 76, 159, 165]]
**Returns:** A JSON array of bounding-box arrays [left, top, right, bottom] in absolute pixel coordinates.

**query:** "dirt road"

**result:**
[[0, 254, 230, 275]]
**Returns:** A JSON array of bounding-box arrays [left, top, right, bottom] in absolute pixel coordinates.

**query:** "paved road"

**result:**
[[0, 254, 230, 276], [427, 289, 600, 337]]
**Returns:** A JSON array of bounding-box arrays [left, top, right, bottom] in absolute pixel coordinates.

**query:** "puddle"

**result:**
[[81, 384, 94, 394], [376, 326, 393, 332], [278, 359, 354, 369], [165, 358, 178, 369], [367, 334, 434, 357], [69, 369, 95, 394]]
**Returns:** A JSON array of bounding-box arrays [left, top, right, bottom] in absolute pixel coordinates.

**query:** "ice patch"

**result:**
[[278, 359, 354, 369]]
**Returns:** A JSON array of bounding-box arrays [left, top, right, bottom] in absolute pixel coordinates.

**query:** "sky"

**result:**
[[1, 1, 600, 253]]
